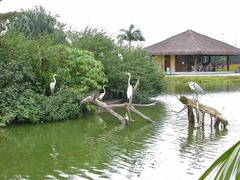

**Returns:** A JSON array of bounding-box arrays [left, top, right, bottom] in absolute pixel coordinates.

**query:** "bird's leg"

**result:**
[[195, 94, 199, 101]]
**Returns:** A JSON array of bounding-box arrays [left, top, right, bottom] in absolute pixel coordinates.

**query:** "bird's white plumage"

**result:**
[[188, 81, 204, 94], [50, 74, 57, 95], [127, 85, 133, 99], [98, 85, 106, 100], [0, 22, 8, 36], [118, 52, 123, 61], [125, 73, 133, 99]]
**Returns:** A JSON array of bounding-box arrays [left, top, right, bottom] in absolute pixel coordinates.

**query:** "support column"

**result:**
[[227, 56, 230, 71]]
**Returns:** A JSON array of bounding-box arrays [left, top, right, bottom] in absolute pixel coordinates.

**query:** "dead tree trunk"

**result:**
[[178, 96, 228, 128], [81, 80, 156, 125]]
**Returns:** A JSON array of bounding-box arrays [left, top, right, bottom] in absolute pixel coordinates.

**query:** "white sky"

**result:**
[[0, 0, 240, 47]]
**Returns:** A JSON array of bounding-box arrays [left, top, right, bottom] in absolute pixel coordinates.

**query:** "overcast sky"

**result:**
[[0, 0, 240, 47]]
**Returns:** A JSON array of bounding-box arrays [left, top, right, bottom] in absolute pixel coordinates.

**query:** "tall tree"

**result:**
[[117, 24, 145, 48], [12, 5, 65, 38]]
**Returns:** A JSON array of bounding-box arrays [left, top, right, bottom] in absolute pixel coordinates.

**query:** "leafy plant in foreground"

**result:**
[[200, 140, 240, 180]]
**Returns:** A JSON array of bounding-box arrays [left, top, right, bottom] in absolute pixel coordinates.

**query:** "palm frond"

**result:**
[[200, 140, 240, 180]]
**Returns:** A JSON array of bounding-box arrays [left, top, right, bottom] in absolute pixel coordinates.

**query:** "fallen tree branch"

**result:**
[[80, 79, 156, 125], [130, 106, 154, 123], [108, 101, 158, 108]]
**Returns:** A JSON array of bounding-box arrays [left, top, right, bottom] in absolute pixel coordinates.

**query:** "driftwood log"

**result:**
[[81, 80, 156, 125], [178, 96, 228, 128]]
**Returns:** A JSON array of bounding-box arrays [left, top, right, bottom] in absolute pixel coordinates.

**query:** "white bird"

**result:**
[[65, 35, 72, 44], [188, 81, 204, 100], [98, 85, 106, 100], [118, 51, 123, 61], [50, 74, 57, 95], [99, 52, 105, 58], [0, 22, 8, 36], [125, 72, 133, 100]]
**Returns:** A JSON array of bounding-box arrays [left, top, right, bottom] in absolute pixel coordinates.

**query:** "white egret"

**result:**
[[125, 72, 133, 100], [99, 52, 105, 58], [188, 81, 204, 100], [50, 74, 57, 95], [98, 85, 106, 100], [118, 51, 123, 61], [0, 22, 8, 36], [65, 35, 72, 44]]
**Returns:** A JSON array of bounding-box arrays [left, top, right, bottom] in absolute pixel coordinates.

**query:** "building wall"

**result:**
[[154, 55, 164, 70], [170, 55, 176, 72], [154, 55, 176, 72]]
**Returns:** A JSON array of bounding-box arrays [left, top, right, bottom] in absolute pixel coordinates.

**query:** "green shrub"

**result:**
[[41, 88, 84, 122], [100, 48, 165, 103], [72, 28, 165, 103], [0, 90, 43, 124]]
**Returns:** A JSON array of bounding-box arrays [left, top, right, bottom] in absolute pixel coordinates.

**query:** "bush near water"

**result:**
[[0, 6, 165, 125]]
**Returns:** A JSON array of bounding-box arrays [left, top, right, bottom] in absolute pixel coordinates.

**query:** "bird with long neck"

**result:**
[[98, 85, 106, 100], [0, 22, 8, 36], [50, 74, 57, 95], [188, 81, 205, 101], [125, 72, 133, 101]]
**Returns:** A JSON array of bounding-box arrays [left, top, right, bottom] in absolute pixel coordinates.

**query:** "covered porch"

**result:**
[[145, 30, 240, 73], [174, 55, 231, 72]]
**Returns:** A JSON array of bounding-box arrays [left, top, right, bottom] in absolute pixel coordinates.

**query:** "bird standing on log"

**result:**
[[188, 81, 204, 100], [98, 85, 106, 101], [125, 73, 133, 101], [50, 74, 57, 95]]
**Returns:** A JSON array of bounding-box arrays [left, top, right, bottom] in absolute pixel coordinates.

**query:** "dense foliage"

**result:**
[[0, 29, 106, 125], [11, 5, 65, 38], [0, 6, 164, 126], [72, 28, 164, 102]]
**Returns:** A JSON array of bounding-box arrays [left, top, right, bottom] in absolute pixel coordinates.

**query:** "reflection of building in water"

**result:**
[[146, 30, 240, 73]]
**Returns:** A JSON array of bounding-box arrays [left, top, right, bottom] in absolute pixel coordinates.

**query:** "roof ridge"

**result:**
[[145, 29, 240, 55], [189, 30, 202, 52]]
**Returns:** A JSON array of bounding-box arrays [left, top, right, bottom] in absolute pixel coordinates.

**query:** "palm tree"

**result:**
[[117, 24, 145, 48], [12, 6, 65, 38]]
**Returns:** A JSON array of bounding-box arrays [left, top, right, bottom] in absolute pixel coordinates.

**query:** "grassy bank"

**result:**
[[164, 75, 240, 93]]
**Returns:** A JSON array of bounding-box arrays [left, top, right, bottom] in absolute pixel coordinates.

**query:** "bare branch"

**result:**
[[130, 106, 154, 123]]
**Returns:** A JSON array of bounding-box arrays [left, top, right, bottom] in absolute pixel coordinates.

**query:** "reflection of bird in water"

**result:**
[[50, 145, 59, 160], [188, 81, 204, 101]]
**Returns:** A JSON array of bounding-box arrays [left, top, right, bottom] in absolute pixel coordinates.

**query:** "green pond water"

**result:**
[[1, 82, 240, 179]]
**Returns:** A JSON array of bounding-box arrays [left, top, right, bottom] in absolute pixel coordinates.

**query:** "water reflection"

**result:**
[[1, 85, 240, 179], [179, 123, 228, 174]]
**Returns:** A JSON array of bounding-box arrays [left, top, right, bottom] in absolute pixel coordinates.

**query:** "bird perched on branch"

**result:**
[[0, 19, 10, 36], [98, 85, 106, 101], [188, 81, 204, 100], [125, 72, 133, 100], [50, 74, 58, 95], [118, 51, 123, 61]]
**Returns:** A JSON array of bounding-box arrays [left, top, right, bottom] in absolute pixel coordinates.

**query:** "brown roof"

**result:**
[[145, 30, 240, 56]]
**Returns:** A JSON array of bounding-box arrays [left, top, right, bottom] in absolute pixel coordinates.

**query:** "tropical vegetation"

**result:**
[[200, 140, 240, 179], [117, 24, 145, 48], [0, 6, 165, 126]]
